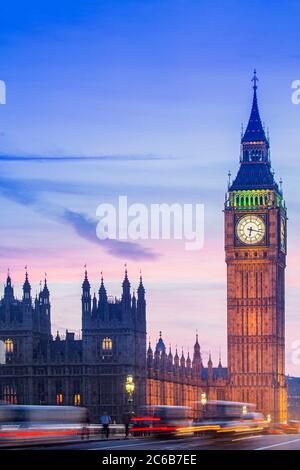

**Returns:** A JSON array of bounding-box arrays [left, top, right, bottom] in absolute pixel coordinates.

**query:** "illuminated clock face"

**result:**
[[236, 215, 265, 245], [280, 217, 286, 249]]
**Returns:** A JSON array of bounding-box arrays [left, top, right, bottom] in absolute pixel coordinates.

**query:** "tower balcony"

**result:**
[[225, 189, 284, 210]]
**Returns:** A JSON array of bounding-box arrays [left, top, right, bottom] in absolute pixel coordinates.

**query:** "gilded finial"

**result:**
[[252, 68, 258, 90], [228, 171, 231, 189]]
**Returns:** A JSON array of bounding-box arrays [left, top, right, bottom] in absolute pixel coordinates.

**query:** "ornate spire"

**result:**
[[42, 274, 49, 297], [23, 267, 31, 299], [208, 351, 213, 383], [132, 289, 136, 309], [98, 271, 107, 302], [229, 71, 280, 192], [4, 269, 14, 300], [6, 268, 11, 286], [137, 269, 145, 298], [241, 69, 267, 145], [174, 347, 179, 367], [218, 347, 222, 368], [24, 268, 29, 284], [156, 331, 166, 354], [122, 264, 131, 298], [180, 348, 186, 367], [193, 332, 201, 358], [82, 266, 90, 291], [186, 351, 191, 368], [147, 339, 153, 368], [123, 263, 129, 283]]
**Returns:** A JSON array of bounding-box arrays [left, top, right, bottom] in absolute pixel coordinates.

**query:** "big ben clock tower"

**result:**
[[225, 71, 287, 423]]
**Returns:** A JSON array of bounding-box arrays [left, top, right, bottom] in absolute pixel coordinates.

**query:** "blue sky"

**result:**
[[1, 0, 300, 373]]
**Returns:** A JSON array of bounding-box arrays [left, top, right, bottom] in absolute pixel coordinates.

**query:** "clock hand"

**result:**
[[248, 228, 261, 233]]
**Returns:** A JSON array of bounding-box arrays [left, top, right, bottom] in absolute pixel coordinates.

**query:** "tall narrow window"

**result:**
[[102, 337, 112, 351], [74, 393, 81, 406], [56, 393, 63, 405], [2, 385, 17, 404], [4, 339, 13, 353]]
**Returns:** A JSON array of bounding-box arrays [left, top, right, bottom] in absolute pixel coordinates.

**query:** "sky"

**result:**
[[1, 0, 300, 373]]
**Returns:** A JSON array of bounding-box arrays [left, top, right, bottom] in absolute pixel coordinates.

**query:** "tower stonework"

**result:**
[[82, 268, 147, 422], [225, 73, 287, 422]]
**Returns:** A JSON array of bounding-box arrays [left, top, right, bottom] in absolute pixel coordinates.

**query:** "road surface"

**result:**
[[21, 433, 300, 450]]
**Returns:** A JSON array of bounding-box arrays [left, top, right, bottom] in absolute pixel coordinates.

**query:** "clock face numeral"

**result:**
[[236, 215, 265, 245]]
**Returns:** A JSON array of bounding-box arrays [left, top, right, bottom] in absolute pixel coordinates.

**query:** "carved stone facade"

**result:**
[[146, 333, 227, 416], [0, 269, 146, 423], [0, 270, 227, 421]]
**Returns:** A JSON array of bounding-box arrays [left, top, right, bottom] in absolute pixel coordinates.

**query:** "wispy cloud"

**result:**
[[0, 154, 168, 162], [62, 209, 159, 259], [0, 176, 159, 261]]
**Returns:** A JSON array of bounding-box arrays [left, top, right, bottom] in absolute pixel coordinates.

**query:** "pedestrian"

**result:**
[[100, 411, 112, 438], [123, 411, 132, 438]]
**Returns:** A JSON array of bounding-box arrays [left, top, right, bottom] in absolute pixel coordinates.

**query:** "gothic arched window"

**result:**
[[5, 339, 13, 353], [102, 337, 112, 351]]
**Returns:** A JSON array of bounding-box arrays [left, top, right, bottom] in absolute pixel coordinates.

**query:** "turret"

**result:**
[[4, 271, 14, 302], [174, 348, 180, 369], [192, 333, 202, 378], [180, 349, 186, 378], [207, 352, 213, 384], [147, 341, 153, 369], [92, 293, 98, 318], [21, 270, 33, 323], [156, 331, 166, 354], [38, 277, 51, 334], [23, 270, 31, 303], [160, 347, 167, 371], [81, 269, 91, 320], [40, 278, 50, 308], [218, 350, 223, 379], [98, 272, 107, 304], [132, 290, 136, 313], [186, 352, 192, 377], [137, 272, 146, 327], [121, 266, 131, 313], [154, 343, 160, 369], [167, 346, 173, 372]]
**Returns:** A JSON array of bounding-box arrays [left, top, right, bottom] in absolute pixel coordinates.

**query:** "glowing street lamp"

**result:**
[[200, 392, 207, 406], [242, 405, 247, 415], [125, 375, 135, 402], [267, 414, 272, 423]]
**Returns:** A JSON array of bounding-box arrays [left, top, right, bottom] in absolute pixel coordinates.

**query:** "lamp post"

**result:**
[[200, 392, 207, 419], [125, 374, 135, 414]]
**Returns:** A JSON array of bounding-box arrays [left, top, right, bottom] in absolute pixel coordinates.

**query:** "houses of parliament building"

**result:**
[[0, 73, 288, 423]]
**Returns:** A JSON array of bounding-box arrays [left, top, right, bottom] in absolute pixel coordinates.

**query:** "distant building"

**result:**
[[146, 333, 227, 413], [0, 269, 227, 421], [0, 269, 146, 422], [287, 377, 300, 420]]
